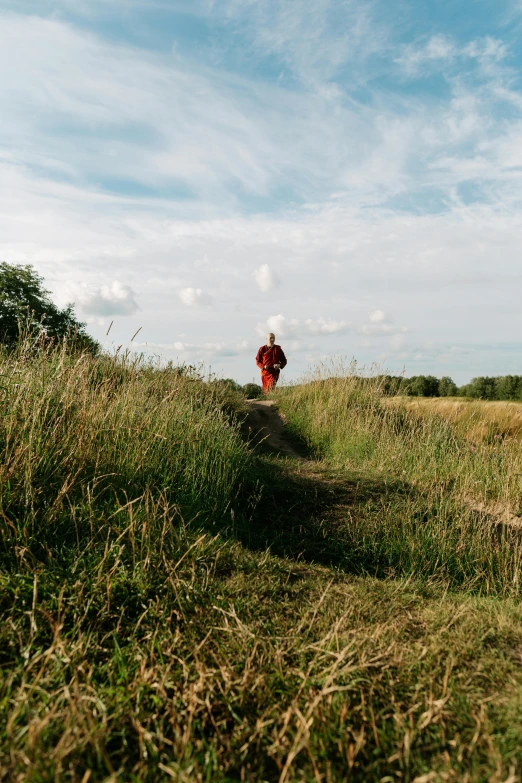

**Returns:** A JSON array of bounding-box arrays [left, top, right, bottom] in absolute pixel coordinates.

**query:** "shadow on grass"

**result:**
[[228, 447, 522, 597], [232, 452, 416, 575]]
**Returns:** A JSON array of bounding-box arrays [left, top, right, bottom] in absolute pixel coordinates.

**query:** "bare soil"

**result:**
[[243, 399, 303, 458]]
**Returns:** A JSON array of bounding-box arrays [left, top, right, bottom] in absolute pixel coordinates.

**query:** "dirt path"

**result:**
[[243, 399, 303, 458]]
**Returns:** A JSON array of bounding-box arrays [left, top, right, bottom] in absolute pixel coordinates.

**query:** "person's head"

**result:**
[[266, 332, 275, 347]]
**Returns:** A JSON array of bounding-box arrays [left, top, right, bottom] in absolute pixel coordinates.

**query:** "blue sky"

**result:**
[[1, 0, 522, 383]]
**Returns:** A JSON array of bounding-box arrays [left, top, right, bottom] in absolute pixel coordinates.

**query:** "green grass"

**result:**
[[2, 346, 522, 781], [275, 367, 522, 597]]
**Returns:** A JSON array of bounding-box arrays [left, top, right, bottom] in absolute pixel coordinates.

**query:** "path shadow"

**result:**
[[233, 399, 421, 575], [233, 453, 416, 574], [232, 401, 521, 581]]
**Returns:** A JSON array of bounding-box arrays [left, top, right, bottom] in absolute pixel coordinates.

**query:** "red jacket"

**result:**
[[255, 344, 287, 374]]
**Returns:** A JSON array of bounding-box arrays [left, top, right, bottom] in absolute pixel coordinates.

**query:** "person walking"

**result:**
[[255, 332, 287, 393]]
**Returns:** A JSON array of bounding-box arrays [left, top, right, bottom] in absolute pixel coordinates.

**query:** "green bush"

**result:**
[[243, 382, 263, 398]]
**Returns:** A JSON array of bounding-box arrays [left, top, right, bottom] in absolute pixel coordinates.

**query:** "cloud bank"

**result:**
[[63, 280, 139, 317], [1, 4, 522, 383], [257, 314, 350, 338], [178, 288, 212, 307]]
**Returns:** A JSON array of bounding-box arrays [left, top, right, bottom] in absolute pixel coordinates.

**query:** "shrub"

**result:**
[[243, 382, 263, 398]]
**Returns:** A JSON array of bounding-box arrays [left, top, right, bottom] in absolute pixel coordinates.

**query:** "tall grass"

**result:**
[[386, 395, 522, 443], [276, 362, 522, 595], [3, 347, 522, 781], [0, 340, 265, 780], [0, 339, 251, 570]]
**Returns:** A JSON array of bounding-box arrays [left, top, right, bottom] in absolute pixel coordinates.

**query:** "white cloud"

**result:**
[[135, 338, 251, 358], [396, 35, 456, 74], [397, 34, 508, 76], [179, 287, 212, 306], [0, 12, 422, 212], [389, 334, 407, 352], [359, 323, 393, 335], [369, 309, 386, 323], [214, 0, 387, 87], [463, 36, 507, 63], [425, 35, 455, 60], [257, 313, 300, 338], [359, 311, 407, 337], [0, 15, 285, 203], [1, 10, 518, 235], [304, 317, 350, 335], [253, 263, 279, 292], [157, 340, 226, 353], [257, 314, 350, 338], [64, 280, 139, 316]]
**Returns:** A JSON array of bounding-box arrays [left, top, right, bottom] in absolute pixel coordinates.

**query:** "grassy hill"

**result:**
[[1, 347, 522, 782]]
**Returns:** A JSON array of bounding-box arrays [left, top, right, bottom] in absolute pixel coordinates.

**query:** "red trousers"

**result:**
[[261, 371, 279, 392]]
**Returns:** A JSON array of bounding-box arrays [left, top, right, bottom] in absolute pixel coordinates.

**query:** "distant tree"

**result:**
[[0, 262, 98, 352], [438, 376, 458, 397], [212, 378, 243, 392], [243, 382, 263, 399], [400, 378, 412, 395], [405, 375, 440, 397], [495, 375, 522, 401], [376, 375, 404, 396], [163, 361, 202, 379], [461, 376, 497, 400]]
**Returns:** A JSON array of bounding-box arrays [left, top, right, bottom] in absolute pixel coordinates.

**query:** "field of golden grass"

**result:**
[[384, 396, 522, 443]]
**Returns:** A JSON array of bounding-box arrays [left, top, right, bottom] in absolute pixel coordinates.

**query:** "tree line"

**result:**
[[221, 375, 522, 402], [378, 374, 522, 401]]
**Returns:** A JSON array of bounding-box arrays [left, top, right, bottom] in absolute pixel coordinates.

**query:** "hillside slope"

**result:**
[[1, 350, 522, 782]]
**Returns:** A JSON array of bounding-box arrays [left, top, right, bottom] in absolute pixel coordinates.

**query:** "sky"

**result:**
[[1, 0, 522, 384]]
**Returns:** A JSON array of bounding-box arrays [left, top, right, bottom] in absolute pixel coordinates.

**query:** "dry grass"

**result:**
[[384, 396, 522, 444], [4, 523, 522, 782]]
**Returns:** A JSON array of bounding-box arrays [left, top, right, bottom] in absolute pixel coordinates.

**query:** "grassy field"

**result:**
[[2, 348, 522, 782], [385, 396, 522, 444]]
